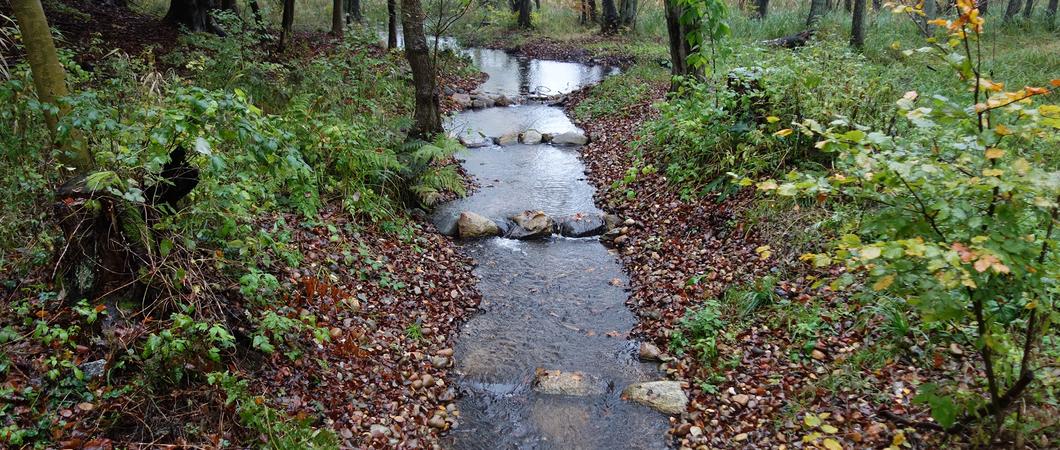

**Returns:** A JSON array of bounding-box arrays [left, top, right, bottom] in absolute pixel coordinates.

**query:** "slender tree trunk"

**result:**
[[921, 0, 936, 34], [11, 0, 93, 172], [1048, 0, 1057, 23], [332, 0, 344, 35], [843, 0, 851, 11], [872, 0, 881, 10], [664, 0, 695, 89], [601, 0, 619, 32], [807, 0, 828, 27], [518, 0, 532, 27], [619, 0, 638, 28], [1022, 0, 1035, 17], [400, 0, 442, 138], [345, 0, 363, 23], [756, 0, 769, 18], [248, 0, 266, 30], [279, 0, 295, 50], [1004, 0, 1023, 19], [387, 0, 399, 48], [589, 0, 598, 21], [535, 0, 540, 9], [850, 0, 866, 47], [979, 0, 989, 13], [580, 0, 588, 24]]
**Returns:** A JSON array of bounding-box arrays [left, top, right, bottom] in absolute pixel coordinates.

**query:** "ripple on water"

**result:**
[[437, 52, 667, 450]]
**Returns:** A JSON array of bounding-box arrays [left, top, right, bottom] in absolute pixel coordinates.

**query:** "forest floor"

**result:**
[[0, 3, 490, 448]]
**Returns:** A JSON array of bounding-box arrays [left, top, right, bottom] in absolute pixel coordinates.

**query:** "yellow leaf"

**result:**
[[985, 148, 1004, 159], [755, 245, 772, 260], [774, 128, 793, 137], [873, 275, 895, 291], [860, 246, 882, 261], [821, 424, 839, 434], [994, 124, 1012, 135], [767, 116, 780, 123], [804, 414, 822, 427], [823, 438, 843, 450], [757, 180, 779, 191], [982, 168, 1003, 177]]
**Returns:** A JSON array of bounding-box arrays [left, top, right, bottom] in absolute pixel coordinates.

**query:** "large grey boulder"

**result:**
[[521, 129, 543, 145], [533, 369, 605, 396], [458, 212, 500, 238], [557, 213, 607, 238], [551, 131, 589, 146], [459, 133, 491, 148], [451, 93, 472, 109], [506, 210, 555, 239], [622, 381, 688, 415]]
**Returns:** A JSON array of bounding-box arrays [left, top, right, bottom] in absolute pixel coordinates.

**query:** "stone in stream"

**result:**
[[451, 93, 472, 109], [495, 132, 520, 146], [459, 133, 491, 148], [505, 210, 555, 239], [471, 95, 495, 109], [521, 129, 543, 145], [622, 381, 688, 415], [550, 131, 589, 146], [638, 342, 664, 362], [457, 212, 500, 238], [493, 94, 515, 107], [556, 213, 607, 238], [604, 214, 623, 231], [533, 369, 605, 396]]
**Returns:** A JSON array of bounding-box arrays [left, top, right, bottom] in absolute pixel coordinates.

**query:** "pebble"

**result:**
[[732, 394, 750, 405]]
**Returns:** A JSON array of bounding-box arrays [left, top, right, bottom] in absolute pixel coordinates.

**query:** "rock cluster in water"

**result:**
[[448, 210, 619, 240], [457, 129, 589, 148]]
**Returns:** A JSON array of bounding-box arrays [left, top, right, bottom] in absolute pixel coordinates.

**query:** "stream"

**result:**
[[432, 47, 671, 449]]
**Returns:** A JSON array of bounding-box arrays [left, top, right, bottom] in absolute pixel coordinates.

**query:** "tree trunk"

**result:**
[[332, 0, 344, 35], [756, 0, 769, 18], [535, 0, 540, 9], [11, 0, 93, 172], [1048, 0, 1057, 23], [400, 0, 442, 138], [872, 0, 881, 10], [807, 0, 828, 27], [518, 0, 532, 27], [664, 0, 695, 89], [164, 0, 220, 32], [978, 0, 989, 13], [601, 0, 619, 32], [850, 0, 866, 48], [920, 0, 936, 34], [346, 0, 363, 23], [279, 0, 295, 50], [589, 0, 598, 21], [580, 0, 588, 23], [387, 0, 399, 48], [248, 0, 266, 30], [1004, 0, 1023, 19], [619, 0, 638, 28], [1022, 0, 1035, 17], [843, 0, 851, 11]]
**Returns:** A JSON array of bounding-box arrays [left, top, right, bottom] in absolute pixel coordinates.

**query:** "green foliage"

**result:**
[[754, 7, 1060, 435], [573, 64, 665, 122], [650, 42, 900, 197], [208, 372, 339, 449], [669, 299, 726, 362]]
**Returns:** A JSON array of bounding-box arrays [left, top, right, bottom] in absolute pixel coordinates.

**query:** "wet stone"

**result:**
[[505, 210, 555, 239], [557, 213, 607, 238], [623, 381, 688, 415], [551, 131, 589, 146], [458, 212, 500, 238], [533, 369, 605, 396]]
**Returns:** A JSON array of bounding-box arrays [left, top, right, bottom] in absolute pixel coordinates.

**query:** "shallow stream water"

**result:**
[[434, 46, 669, 450]]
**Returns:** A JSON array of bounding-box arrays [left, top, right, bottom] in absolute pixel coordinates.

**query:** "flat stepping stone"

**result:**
[[622, 380, 688, 415], [533, 369, 605, 396]]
